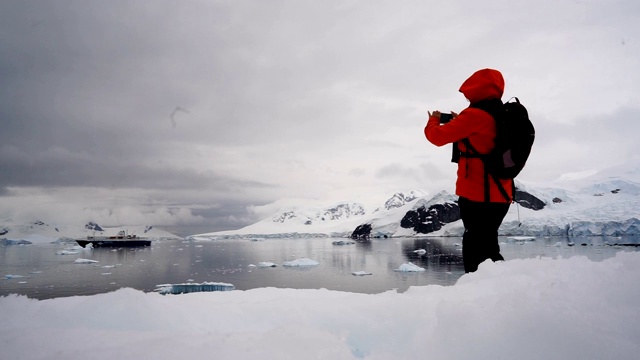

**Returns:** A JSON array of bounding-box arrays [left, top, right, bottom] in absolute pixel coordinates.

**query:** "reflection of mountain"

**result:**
[[401, 238, 464, 269]]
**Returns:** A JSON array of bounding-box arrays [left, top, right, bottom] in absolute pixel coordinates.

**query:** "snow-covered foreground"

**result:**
[[2, 252, 639, 360]]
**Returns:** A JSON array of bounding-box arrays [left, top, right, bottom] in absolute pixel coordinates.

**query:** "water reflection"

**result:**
[[401, 238, 464, 268], [1, 236, 638, 300]]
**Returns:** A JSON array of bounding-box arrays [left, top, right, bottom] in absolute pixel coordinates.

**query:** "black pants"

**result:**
[[458, 197, 510, 273]]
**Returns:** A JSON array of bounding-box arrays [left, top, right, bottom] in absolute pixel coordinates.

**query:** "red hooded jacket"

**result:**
[[424, 68, 513, 203]]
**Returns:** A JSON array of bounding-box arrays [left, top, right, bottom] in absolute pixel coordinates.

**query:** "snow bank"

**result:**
[[3, 252, 638, 360]]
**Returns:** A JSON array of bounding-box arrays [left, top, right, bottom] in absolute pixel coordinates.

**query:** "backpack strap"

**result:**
[[461, 138, 512, 203]]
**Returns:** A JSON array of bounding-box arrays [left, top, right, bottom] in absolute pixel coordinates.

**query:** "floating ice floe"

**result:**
[[4, 274, 26, 279], [351, 271, 372, 276], [395, 262, 425, 272], [155, 282, 235, 295], [56, 250, 80, 255], [257, 262, 277, 268], [509, 236, 536, 242], [74, 258, 99, 264], [283, 258, 319, 267], [2, 239, 32, 246]]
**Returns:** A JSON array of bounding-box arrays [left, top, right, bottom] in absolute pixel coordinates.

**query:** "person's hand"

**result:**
[[428, 110, 457, 120], [428, 110, 441, 119]]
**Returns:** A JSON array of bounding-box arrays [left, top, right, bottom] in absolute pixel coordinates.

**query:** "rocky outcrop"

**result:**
[[384, 191, 421, 210], [400, 202, 460, 234], [85, 222, 104, 231], [321, 203, 365, 221], [350, 224, 372, 240], [514, 189, 545, 210], [273, 211, 297, 223]]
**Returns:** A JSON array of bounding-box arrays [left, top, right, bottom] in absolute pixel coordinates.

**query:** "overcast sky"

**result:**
[[1, 0, 639, 235]]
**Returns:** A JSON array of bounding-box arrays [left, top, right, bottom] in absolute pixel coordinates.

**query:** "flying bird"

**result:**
[[170, 106, 190, 128]]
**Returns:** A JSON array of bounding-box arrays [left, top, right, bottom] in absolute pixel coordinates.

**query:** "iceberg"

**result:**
[[283, 258, 319, 267], [74, 258, 99, 264], [257, 262, 277, 268], [395, 262, 426, 272], [56, 250, 80, 255], [155, 282, 235, 295], [351, 271, 373, 276]]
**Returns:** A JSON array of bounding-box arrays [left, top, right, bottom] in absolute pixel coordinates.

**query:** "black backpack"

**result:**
[[457, 97, 535, 202]]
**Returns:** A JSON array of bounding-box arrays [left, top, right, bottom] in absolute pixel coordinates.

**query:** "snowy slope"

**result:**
[[196, 158, 640, 239]]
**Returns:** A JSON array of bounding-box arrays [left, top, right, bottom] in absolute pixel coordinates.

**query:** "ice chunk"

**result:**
[[258, 262, 277, 268], [5, 274, 26, 279], [395, 262, 425, 272], [282, 258, 319, 267], [2, 239, 33, 246], [155, 282, 235, 295], [351, 271, 372, 276], [74, 258, 99, 264], [56, 250, 80, 255], [509, 236, 536, 242]]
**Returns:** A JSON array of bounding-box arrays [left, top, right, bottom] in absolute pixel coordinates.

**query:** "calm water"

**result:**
[[1, 236, 638, 299]]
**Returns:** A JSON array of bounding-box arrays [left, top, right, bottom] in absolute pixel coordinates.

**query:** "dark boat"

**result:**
[[76, 230, 151, 248]]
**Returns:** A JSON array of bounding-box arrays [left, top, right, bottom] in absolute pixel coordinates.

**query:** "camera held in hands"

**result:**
[[436, 112, 459, 163], [440, 113, 453, 124]]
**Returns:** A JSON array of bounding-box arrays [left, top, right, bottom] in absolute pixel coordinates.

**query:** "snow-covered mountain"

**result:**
[[4, 159, 640, 243], [271, 202, 366, 225], [194, 158, 640, 240], [0, 220, 182, 245]]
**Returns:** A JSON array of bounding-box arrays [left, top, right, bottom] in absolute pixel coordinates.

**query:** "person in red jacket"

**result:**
[[424, 68, 512, 273]]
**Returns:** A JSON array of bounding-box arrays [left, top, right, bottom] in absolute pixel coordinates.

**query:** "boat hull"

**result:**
[[76, 239, 151, 248]]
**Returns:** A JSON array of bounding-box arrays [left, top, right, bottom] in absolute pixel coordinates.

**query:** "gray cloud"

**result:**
[[1, 0, 640, 234]]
